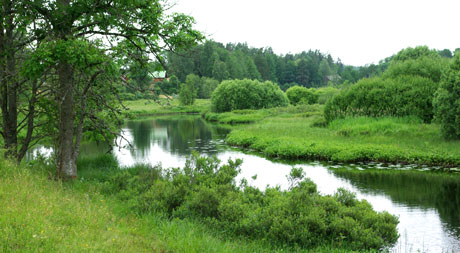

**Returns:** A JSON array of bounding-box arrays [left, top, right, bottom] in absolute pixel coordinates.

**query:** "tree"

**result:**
[[433, 54, 460, 139], [179, 74, 198, 105], [0, 0, 50, 162], [22, 0, 203, 179], [296, 59, 310, 87], [318, 59, 332, 85], [197, 77, 218, 99], [212, 60, 229, 82]]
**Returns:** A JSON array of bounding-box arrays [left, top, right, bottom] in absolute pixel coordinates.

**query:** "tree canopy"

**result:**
[[0, 0, 203, 179]]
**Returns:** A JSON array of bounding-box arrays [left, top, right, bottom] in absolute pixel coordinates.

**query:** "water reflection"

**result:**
[[332, 169, 460, 238]]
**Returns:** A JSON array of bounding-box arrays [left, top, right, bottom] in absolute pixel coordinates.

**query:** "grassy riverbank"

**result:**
[[123, 98, 211, 117], [201, 104, 460, 167], [1, 155, 394, 252]]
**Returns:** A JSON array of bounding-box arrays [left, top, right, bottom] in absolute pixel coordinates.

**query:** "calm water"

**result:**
[[33, 115, 460, 252]]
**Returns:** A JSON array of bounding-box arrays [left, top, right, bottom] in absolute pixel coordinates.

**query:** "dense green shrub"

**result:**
[[211, 79, 288, 112], [103, 154, 399, 251], [325, 46, 448, 123], [325, 76, 437, 122], [286, 86, 318, 105], [434, 54, 460, 140], [383, 54, 447, 83]]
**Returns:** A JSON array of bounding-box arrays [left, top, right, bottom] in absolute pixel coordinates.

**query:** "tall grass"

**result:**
[[224, 108, 460, 166]]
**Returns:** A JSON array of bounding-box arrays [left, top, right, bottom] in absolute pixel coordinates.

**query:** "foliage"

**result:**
[[3, 157, 341, 253], [286, 86, 319, 105], [198, 77, 219, 99], [433, 54, 460, 139], [167, 41, 349, 87], [211, 79, 288, 112], [315, 87, 340, 104], [383, 52, 447, 83], [157, 75, 181, 95], [391, 46, 439, 62], [179, 74, 198, 105], [325, 46, 449, 123], [102, 154, 399, 250], [325, 76, 438, 123]]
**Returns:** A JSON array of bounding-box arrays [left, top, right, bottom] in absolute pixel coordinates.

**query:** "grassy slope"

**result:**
[[203, 106, 460, 167], [1, 158, 361, 252]]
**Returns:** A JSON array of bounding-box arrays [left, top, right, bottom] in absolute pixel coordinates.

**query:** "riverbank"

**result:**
[[201, 105, 460, 168], [1, 155, 392, 252], [123, 98, 211, 117]]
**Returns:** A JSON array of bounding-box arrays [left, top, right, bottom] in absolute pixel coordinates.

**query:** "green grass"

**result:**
[[123, 98, 211, 117], [201, 104, 324, 124], [1, 155, 369, 252], [219, 106, 460, 167]]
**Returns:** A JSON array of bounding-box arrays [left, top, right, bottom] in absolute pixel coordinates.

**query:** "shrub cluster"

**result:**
[[286, 86, 318, 105], [324, 76, 438, 122], [211, 79, 288, 112], [325, 46, 448, 123], [103, 154, 399, 251], [434, 54, 460, 140]]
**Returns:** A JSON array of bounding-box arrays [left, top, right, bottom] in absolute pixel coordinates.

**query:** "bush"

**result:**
[[325, 46, 448, 123], [104, 154, 399, 251], [434, 54, 460, 139], [211, 79, 288, 112], [325, 76, 438, 123], [286, 86, 318, 105]]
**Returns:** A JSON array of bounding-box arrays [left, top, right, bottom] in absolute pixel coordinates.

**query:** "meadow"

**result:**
[[201, 104, 460, 167]]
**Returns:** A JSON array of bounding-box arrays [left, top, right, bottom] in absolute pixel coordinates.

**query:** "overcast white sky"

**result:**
[[171, 0, 460, 66]]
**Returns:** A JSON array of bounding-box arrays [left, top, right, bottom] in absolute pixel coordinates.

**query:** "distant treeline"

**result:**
[[166, 40, 457, 89]]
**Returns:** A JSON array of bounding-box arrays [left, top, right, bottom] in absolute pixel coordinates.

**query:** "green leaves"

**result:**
[[211, 79, 288, 112], [433, 54, 460, 140], [286, 85, 319, 106]]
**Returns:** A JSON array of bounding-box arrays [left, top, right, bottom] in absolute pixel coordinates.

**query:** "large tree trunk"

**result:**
[[55, 0, 78, 179], [56, 61, 77, 179], [0, 0, 18, 159]]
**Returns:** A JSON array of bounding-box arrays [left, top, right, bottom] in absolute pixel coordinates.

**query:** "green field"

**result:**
[[201, 104, 460, 167]]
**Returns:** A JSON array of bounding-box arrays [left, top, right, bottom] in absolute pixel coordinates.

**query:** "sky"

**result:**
[[171, 0, 460, 66]]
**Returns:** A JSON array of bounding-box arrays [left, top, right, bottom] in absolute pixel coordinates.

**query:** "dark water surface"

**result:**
[[33, 116, 460, 252]]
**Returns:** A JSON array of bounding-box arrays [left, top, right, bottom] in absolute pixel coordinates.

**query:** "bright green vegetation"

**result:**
[[325, 46, 447, 123], [434, 54, 460, 139], [81, 154, 398, 251], [0, 155, 391, 252], [123, 98, 211, 117], [286, 86, 319, 105], [211, 79, 288, 112], [220, 105, 460, 166], [0, 159, 161, 252]]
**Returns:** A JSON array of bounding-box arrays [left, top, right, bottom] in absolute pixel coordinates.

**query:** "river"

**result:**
[[32, 115, 460, 252]]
